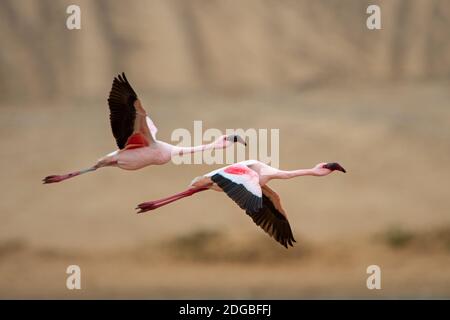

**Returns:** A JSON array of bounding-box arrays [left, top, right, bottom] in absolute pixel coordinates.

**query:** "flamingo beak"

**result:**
[[233, 135, 247, 146], [324, 162, 346, 173]]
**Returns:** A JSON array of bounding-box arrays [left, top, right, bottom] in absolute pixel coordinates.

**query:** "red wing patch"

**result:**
[[124, 133, 149, 150], [224, 165, 250, 175]]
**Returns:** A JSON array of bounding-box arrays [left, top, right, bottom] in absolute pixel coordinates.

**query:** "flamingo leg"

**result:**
[[139, 189, 196, 204], [43, 166, 97, 184], [136, 187, 208, 213]]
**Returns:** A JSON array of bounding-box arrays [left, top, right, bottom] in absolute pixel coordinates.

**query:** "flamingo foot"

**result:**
[[42, 172, 79, 184], [136, 201, 160, 213]]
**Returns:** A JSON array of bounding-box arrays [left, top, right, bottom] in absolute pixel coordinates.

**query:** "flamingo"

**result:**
[[43, 73, 246, 184], [136, 160, 346, 248]]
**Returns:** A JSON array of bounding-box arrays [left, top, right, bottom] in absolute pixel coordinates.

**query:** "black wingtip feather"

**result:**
[[210, 173, 295, 249], [107, 73, 139, 149], [246, 194, 296, 248], [211, 174, 262, 213]]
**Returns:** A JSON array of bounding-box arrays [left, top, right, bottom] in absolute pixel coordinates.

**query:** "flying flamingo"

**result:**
[[136, 160, 346, 248], [43, 73, 246, 184]]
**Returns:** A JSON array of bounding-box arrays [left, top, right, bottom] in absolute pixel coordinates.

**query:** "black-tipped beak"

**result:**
[[233, 135, 247, 146], [324, 162, 346, 173]]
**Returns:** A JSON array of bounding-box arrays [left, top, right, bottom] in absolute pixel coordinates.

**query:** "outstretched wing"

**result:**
[[246, 185, 296, 248], [210, 164, 263, 214], [107, 73, 157, 149]]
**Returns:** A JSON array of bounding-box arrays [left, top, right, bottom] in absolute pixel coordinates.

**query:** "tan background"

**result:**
[[0, 0, 449, 298]]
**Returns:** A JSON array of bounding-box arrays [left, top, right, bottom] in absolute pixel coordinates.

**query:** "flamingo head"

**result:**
[[215, 134, 247, 148], [313, 162, 346, 176]]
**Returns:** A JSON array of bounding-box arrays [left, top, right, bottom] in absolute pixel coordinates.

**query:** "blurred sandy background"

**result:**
[[0, 0, 450, 298]]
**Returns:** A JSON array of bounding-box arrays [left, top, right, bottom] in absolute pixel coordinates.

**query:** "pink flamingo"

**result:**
[[43, 73, 246, 184], [136, 160, 346, 248]]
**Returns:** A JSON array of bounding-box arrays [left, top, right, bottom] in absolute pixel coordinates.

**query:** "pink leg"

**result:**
[[43, 167, 97, 184], [136, 187, 209, 213], [139, 189, 195, 204]]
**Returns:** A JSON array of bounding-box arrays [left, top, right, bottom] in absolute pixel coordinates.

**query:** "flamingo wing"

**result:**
[[210, 164, 263, 214], [145, 116, 158, 140], [107, 73, 158, 149], [246, 185, 296, 248]]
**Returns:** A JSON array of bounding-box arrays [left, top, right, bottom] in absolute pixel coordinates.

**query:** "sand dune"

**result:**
[[1, 0, 449, 101]]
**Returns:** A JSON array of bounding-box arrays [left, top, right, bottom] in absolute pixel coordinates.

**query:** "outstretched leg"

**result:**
[[43, 166, 99, 184], [43, 155, 118, 184], [136, 187, 209, 213]]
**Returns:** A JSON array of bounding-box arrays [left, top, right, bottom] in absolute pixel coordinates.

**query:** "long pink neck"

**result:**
[[274, 168, 320, 179], [172, 142, 218, 155]]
